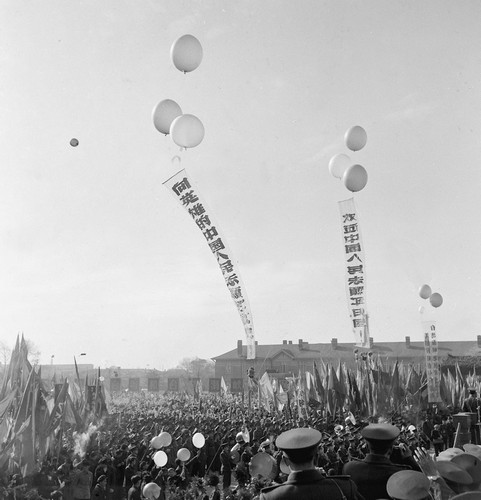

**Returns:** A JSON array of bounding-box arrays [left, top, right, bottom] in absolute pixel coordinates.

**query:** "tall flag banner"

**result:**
[[164, 169, 255, 359], [220, 376, 228, 395], [338, 198, 369, 347], [423, 320, 442, 402]]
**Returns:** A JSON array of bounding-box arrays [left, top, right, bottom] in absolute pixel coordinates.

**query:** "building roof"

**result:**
[[212, 339, 481, 363]]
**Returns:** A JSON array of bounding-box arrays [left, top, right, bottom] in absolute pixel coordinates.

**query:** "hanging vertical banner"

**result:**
[[422, 320, 441, 402], [338, 198, 370, 347], [164, 169, 255, 359]]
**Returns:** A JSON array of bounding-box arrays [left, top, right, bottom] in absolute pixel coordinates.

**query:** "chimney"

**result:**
[[478, 335, 481, 348], [369, 337, 374, 348], [255, 341, 258, 346], [331, 338, 338, 349], [298, 339, 303, 349], [405, 336, 411, 348], [288, 340, 292, 344], [237, 340, 243, 357], [283, 340, 287, 345]]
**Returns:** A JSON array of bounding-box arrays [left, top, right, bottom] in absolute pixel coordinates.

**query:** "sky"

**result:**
[[1, 0, 480, 369]]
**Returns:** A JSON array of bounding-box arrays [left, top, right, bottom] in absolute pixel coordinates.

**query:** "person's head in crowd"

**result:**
[[436, 461, 473, 494], [361, 423, 400, 456], [96, 475, 107, 488], [50, 491, 63, 500], [275, 428, 322, 470], [386, 470, 431, 499], [131, 475, 141, 489], [206, 473, 219, 487]]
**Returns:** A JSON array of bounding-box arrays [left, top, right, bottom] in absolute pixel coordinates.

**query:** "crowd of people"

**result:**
[[0, 388, 480, 500]]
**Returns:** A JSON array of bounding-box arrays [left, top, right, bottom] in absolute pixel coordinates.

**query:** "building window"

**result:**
[[129, 378, 140, 392], [148, 378, 159, 392], [110, 378, 121, 392]]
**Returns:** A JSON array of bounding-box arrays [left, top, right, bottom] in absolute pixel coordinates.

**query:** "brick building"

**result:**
[[212, 336, 481, 390]]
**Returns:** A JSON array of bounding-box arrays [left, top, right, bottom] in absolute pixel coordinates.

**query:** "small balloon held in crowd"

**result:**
[[70, 138, 79, 147], [171, 34, 203, 73], [328, 153, 351, 179], [170, 114, 205, 148], [150, 435, 164, 449], [419, 284, 432, 300], [153, 450, 167, 467], [192, 432, 205, 448], [158, 431, 172, 447], [342, 164, 368, 192], [177, 447, 191, 461], [152, 99, 183, 135], [345, 125, 367, 151], [430, 292, 443, 308], [250, 452, 277, 479], [143, 482, 161, 500]]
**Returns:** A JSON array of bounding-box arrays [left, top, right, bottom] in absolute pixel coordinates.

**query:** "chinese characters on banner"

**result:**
[[163, 169, 256, 359], [423, 321, 442, 403], [338, 198, 370, 347]]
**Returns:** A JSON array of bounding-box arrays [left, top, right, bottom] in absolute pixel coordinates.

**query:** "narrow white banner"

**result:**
[[338, 198, 370, 347], [163, 169, 255, 359], [422, 320, 441, 403]]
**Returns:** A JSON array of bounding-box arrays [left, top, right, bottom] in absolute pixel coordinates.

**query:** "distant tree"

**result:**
[[25, 339, 41, 365], [0, 337, 41, 367], [176, 357, 214, 378]]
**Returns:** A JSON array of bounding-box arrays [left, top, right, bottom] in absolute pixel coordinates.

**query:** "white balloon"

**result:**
[[153, 450, 168, 467], [419, 284, 432, 300], [158, 432, 172, 447], [143, 482, 161, 500], [171, 34, 203, 73], [342, 164, 368, 192], [345, 125, 367, 151], [192, 432, 205, 448], [328, 153, 351, 179], [152, 99, 183, 135], [151, 436, 163, 449], [170, 114, 205, 148], [177, 448, 191, 461]]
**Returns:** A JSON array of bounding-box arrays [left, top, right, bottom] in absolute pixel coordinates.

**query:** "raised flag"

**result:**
[[42, 379, 68, 436], [164, 169, 255, 358], [220, 376, 228, 395], [338, 198, 370, 347], [422, 320, 441, 403]]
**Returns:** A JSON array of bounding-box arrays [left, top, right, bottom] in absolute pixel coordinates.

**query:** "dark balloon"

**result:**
[[70, 138, 79, 147]]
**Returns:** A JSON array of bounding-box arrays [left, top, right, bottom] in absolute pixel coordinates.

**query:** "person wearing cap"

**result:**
[[386, 470, 431, 500], [342, 423, 411, 500], [91, 475, 107, 500], [463, 389, 481, 444], [127, 475, 141, 500], [220, 442, 233, 493], [259, 428, 363, 500], [71, 460, 93, 500]]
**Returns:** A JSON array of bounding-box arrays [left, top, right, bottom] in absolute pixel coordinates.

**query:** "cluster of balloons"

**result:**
[[419, 284, 443, 308], [328, 126, 368, 193], [152, 35, 205, 150], [150, 431, 172, 449], [150, 431, 206, 467]]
